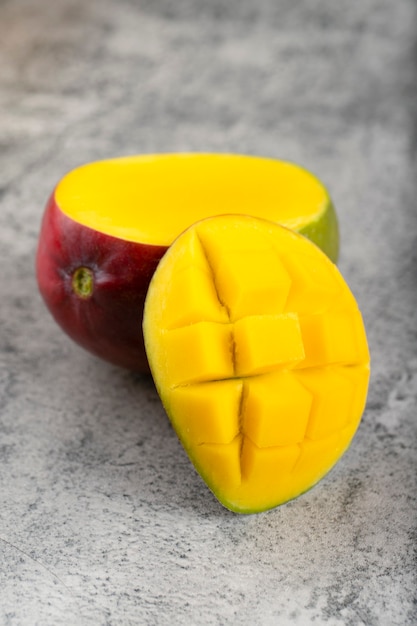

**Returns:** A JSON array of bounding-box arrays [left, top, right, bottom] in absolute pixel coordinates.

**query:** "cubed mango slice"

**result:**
[[143, 215, 370, 513]]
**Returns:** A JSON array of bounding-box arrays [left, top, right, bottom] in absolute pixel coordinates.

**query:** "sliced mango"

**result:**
[[143, 215, 370, 513], [55, 153, 339, 262]]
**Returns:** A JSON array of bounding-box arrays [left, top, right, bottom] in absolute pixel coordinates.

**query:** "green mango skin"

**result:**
[[299, 200, 339, 264]]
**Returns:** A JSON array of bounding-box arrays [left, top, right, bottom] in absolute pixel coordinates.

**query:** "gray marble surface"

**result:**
[[1, 0, 416, 624]]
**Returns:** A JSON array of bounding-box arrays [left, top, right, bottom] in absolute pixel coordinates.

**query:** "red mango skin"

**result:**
[[36, 193, 166, 372]]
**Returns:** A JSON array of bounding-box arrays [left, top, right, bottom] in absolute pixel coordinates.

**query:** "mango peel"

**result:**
[[143, 215, 370, 513]]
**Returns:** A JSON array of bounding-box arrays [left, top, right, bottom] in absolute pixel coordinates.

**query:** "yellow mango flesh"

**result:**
[[143, 215, 370, 513], [55, 153, 339, 262]]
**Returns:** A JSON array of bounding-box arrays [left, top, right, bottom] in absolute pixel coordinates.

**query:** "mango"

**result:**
[[36, 153, 338, 371], [143, 215, 370, 513]]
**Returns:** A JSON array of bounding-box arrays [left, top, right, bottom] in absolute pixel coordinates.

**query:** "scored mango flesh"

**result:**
[[143, 215, 370, 513]]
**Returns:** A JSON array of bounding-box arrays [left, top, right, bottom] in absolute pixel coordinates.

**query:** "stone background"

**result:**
[[0, 0, 416, 624]]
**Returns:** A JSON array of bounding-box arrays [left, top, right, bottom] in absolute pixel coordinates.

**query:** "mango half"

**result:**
[[36, 153, 338, 372], [143, 215, 370, 513]]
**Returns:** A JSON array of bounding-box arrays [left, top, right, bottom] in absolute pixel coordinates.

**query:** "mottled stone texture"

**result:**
[[0, 0, 416, 624]]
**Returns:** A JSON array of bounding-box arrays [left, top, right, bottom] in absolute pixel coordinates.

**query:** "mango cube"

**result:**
[[243, 372, 313, 447], [234, 314, 305, 376]]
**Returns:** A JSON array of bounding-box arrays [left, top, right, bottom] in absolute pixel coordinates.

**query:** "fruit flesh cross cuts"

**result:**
[[143, 215, 370, 514]]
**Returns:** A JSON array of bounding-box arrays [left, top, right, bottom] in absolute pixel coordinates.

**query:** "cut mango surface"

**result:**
[[143, 215, 370, 513], [55, 153, 339, 261]]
